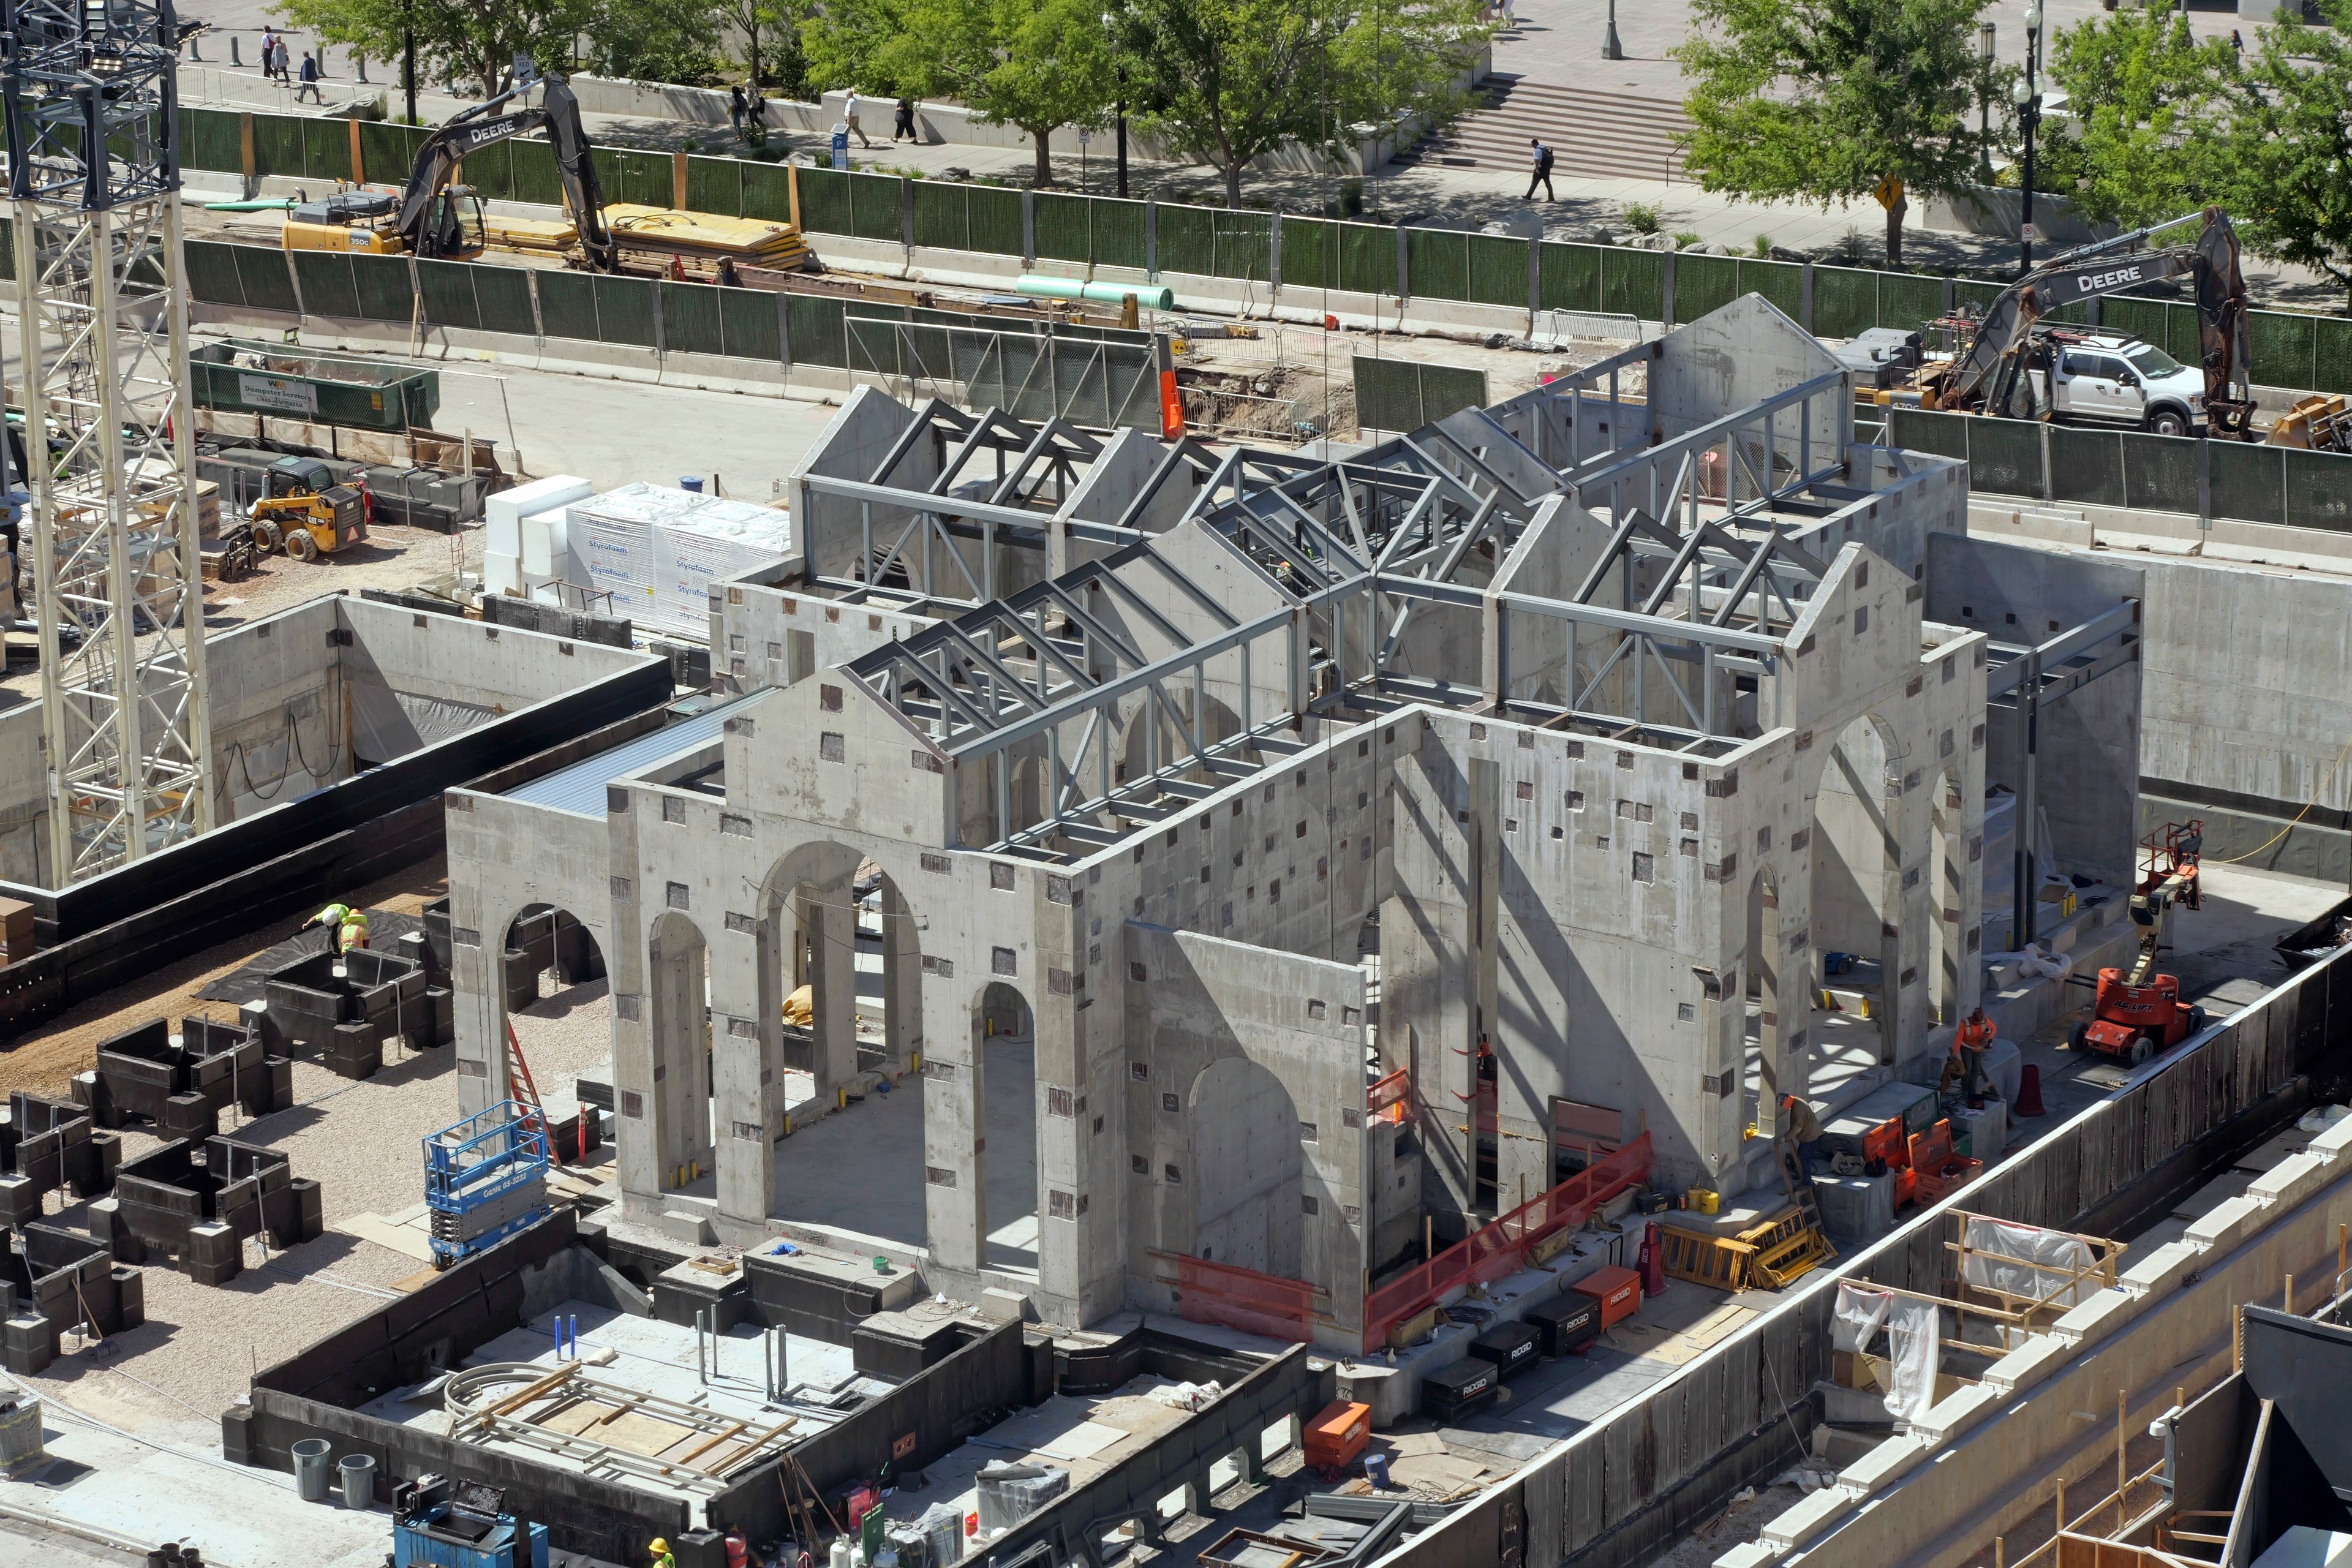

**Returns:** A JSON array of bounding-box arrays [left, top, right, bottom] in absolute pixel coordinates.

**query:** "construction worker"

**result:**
[[1953, 1006, 1996, 1104], [1780, 1093, 1826, 1176], [303, 901, 369, 953], [649, 1538, 675, 1568]]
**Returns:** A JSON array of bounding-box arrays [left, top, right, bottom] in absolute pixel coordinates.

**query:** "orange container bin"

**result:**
[[1908, 1118, 1983, 1204], [1304, 1400, 1372, 1470], [1571, 1265, 1643, 1330]]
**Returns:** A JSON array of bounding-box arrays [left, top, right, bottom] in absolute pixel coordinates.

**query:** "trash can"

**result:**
[[337, 1452, 376, 1509], [292, 1439, 333, 1503]]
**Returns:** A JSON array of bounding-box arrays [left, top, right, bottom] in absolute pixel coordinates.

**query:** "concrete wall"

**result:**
[[1925, 533, 2147, 896], [713, 566, 938, 697], [0, 705, 50, 886], [1121, 924, 1370, 1351]]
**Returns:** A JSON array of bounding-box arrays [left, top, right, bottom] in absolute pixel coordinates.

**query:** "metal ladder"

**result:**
[[505, 1018, 548, 1137]]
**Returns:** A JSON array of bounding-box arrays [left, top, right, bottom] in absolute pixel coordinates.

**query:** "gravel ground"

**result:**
[[0, 874, 635, 1431], [510, 974, 616, 1118], [0, 858, 449, 1101]]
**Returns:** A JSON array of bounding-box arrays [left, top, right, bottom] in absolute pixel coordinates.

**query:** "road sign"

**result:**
[[1875, 175, 1904, 211], [2022, 222, 2041, 243]]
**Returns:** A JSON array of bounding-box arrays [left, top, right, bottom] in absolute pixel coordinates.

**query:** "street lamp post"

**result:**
[[1602, 0, 1623, 61], [1101, 7, 1128, 198], [2015, 4, 2043, 273], [1978, 22, 1996, 181]]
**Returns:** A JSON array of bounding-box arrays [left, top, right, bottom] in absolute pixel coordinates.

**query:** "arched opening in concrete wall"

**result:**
[[647, 910, 714, 1186], [974, 981, 1039, 1276], [761, 846, 924, 1098], [500, 905, 610, 1150], [1811, 714, 1901, 1082], [758, 845, 932, 1253], [1744, 864, 1783, 1133], [1187, 1057, 1305, 1278], [1932, 770, 1965, 1028]]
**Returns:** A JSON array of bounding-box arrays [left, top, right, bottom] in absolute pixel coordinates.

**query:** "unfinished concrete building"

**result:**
[[446, 296, 2146, 1357]]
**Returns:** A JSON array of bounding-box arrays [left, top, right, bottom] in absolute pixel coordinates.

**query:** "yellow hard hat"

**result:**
[[651, 1542, 668, 1555]]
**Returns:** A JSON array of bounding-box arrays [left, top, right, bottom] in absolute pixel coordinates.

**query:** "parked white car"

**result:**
[[2029, 330, 2206, 437]]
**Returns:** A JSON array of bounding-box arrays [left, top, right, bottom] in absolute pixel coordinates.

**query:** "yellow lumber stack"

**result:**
[[603, 205, 811, 269]]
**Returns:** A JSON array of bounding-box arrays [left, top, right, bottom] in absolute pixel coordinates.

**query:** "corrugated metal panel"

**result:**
[[504, 699, 753, 818]]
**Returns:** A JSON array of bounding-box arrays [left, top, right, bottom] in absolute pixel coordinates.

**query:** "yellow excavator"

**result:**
[[274, 72, 807, 277], [281, 72, 619, 269]]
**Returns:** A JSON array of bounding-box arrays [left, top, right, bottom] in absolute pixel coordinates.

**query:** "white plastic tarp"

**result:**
[[1961, 1215, 2095, 1310], [1835, 1281, 1941, 1422]]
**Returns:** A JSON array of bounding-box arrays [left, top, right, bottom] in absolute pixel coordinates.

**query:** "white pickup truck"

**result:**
[[2028, 330, 2207, 437]]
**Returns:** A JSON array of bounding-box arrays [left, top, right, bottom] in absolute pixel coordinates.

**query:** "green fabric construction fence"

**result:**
[[183, 103, 2352, 397], [1890, 405, 2352, 532], [179, 238, 1170, 432]]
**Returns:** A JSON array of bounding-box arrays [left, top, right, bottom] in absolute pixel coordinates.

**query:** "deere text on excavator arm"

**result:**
[[1934, 207, 2253, 435], [396, 74, 616, 270]]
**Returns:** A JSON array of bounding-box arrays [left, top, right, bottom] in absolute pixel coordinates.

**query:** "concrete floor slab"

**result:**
[[0, 1410, 393, 1568], [765, 1038, 1041, 1275], [889, 1378, 1190, 1536]]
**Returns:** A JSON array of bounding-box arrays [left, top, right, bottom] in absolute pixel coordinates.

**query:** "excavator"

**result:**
[[1919, 206, 2256, 438], [2070, 821, 2207, 1066], [280, 71, 618, 270]]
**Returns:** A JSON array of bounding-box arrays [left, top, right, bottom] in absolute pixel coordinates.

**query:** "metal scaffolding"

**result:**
[[5, 0, 213, 881]]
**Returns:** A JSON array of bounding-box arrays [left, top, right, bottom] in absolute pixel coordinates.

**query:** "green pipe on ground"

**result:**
[[203, 198, 296, 212], [1014, 274, 1174, 311]]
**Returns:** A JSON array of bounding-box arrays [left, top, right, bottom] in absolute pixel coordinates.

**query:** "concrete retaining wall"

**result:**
[[1372, 934, 2352, 1568]]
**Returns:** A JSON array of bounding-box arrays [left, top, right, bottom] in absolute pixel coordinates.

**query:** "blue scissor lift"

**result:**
[[424, 1100, 551, 1269]]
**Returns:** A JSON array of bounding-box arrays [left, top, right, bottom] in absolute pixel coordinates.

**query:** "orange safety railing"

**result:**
[[1362, 1132, 1653, 1352], [1166, 1253, 1325, 1343], [1367, 1066, 1412, 1125]]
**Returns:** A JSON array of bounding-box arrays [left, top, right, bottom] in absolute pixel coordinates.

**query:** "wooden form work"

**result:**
[[446, 1362, 802, 1496]]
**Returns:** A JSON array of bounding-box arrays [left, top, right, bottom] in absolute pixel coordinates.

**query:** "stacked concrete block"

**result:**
[[261, 948, 436, 1076], [0, 1093, 119, 1224], [74, 1016, 292, 1138], [105, 1136, 323, 1284], [0, 1223, 143, 1373]]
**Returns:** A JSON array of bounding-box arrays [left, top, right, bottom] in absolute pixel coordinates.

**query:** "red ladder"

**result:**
[[505, 1017, 550, 1141]]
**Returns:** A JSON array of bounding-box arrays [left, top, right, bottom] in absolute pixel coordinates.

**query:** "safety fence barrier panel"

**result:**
[[1888, 405, 2352, 530], [187, 102, 2352, 393], [1352, 357, 1490, 435], [177, 238, 1167, 432], [1376, 940, 2352, 1568], [1361, 1134, 1652, 1352], [1166, 1253, 1322, 1344]]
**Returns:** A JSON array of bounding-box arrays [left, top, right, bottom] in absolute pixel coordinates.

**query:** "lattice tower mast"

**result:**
[[3, 0, 212, 881]]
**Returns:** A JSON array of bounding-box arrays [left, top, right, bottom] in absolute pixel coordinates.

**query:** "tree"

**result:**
[[586, 0, 728, 86], [878, 0, 1121, 187], [1673, 0, 2001, 266], [2038, 9, 2233, 231], [1114, 0, 1488, 208], [799, 0, 911, 100], [2214, 1, 2352, 309], [726, 0, 808, 97], [276, 0, 598, 100]]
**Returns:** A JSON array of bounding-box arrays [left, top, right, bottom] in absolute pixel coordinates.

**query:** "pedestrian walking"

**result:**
[[259, 26, 278, 75], [2230, 28, 2244, 53], [843, 87, 873, 148], [296, 50, 323, 102], [728, 84, 747, 138], [1526, 137, 1556, 202], [893, 96, 916, 143], [273, 36, 291, 81]]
